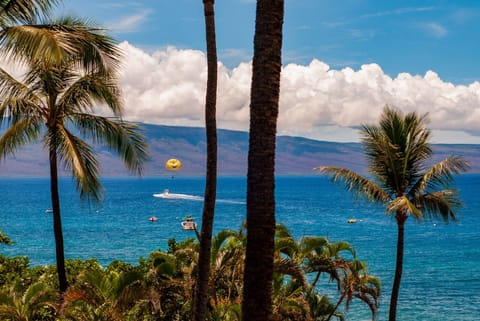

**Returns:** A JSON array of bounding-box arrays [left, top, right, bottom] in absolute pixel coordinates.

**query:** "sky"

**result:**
[[47, 1, 480, 143]]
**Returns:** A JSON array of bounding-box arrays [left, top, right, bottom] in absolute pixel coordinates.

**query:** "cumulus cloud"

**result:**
[[117, 41, 480, 142], [2, 41, 479, 143]]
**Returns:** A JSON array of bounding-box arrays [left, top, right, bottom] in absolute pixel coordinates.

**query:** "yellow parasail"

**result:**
[[165, 158, 182, 171]]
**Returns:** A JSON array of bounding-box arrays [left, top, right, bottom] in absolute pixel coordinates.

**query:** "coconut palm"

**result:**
[[0, 18, 148, 294], [242, 0, 284, 320], [316, 105, 469, 321], [194, 0, 218, 320]]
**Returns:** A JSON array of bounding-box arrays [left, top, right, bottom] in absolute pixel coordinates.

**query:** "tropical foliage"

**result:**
[[0, 224, 379, 321], [0, 229, 12, 244], [0, 10, 149, 294], [316, 105, 468, 321]]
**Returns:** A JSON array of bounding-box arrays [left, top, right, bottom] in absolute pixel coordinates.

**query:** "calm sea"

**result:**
[[1, 175, 479, 321]]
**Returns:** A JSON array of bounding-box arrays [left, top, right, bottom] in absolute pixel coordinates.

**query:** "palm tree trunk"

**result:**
[[49, 147, 68, 294], [389, 214, 407, 321], [242, 1, 284, 320], [309, 270, 322, 292], [193, 1, 218, 320], [325, 292, 346, 321]]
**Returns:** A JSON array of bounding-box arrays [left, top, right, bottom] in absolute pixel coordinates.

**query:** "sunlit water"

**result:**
[[1, 175, 479, 320]]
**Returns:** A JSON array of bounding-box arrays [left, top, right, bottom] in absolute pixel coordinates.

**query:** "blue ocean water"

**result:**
[[0, 175, 479, 321]]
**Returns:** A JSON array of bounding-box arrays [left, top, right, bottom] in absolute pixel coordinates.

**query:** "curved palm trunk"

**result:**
[[325, 292, 346, 321], [309, 270, 322, 292], [389, 214, 407, 321], [242, 1, 284, 320], [193, 1, 218, 320], [49, 147, 68, 294]]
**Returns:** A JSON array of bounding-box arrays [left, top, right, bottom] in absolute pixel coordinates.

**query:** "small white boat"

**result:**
[[181, 216, 197, 230], [153, 189, 171, 198], [149, 216, 158, 222]]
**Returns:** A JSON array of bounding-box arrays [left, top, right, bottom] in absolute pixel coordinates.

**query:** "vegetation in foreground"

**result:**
[[0, 224, 380, 321]]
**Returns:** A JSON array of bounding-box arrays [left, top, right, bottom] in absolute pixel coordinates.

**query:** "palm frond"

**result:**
[[299, 236, 329, 256], [410, 156, 470, 195], [58, 70, 123, 116], [362, 116, 405, 192], [52, 125, 102, 201], [70, 114, 149, 175], [0, 67, 46, 123], [0, 16, 122, 71], [274, 257, 307, 289], [386, 195, 423, 220], [326, 241, 356, 259], [315, 166, 390, 202], [0, 117, 41, 159], [211, 229, 240, 263], [416, 190, 461, 222], [0, 0, 58, 25], [361, 106, 435, 195]]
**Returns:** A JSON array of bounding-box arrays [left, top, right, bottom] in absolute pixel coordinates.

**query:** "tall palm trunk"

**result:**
[[193, 1, 218, 320], [49, 145, 68, 294], [389, 213, 407, 321], [242, 1, 284, 320]]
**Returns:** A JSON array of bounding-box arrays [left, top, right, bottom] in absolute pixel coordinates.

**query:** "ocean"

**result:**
[[0, 175, 479, 320]]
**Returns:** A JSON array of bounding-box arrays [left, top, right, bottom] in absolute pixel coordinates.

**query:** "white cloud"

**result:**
[[421, 22, 447, 37], [117, 42, 480, 143], [3, 42, 479, 144], [361, 7, 435, 19], [110, 10, 151, 32]]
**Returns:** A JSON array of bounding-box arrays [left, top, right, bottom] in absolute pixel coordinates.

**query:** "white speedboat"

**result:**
[[181, 216, 197, 230]]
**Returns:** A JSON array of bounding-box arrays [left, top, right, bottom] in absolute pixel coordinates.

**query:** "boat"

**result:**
[[149, 216, 158, 222], [347, 218, 357, 224], [153, 189, 170, 198], [181, 216, 197, 230]]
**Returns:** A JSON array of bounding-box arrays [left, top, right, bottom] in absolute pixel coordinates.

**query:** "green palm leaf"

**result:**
[[0, 16, 121, 71], [316, 166, 390, 202]]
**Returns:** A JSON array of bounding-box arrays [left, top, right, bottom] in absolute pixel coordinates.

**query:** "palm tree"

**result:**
[[193, 0, 218, 320], [61, 269, 143, 321], [0, 281, 58, 320], [242, 1, 284, 320], [0, 18, 148, 294], [325, 260, 380, 321], [316, 105, 469, 321]]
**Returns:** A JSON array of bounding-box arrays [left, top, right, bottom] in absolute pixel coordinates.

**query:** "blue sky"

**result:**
[[57, 0, 480, 143]]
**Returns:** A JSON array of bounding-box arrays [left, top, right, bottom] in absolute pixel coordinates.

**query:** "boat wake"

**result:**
[[153, 192, 244, 204]]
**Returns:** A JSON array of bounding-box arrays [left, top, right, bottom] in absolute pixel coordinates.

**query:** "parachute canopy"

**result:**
[[165, 158, 182, 171]]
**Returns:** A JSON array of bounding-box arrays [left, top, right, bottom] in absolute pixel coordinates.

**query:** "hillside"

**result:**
[[0, 123, 479, 176]]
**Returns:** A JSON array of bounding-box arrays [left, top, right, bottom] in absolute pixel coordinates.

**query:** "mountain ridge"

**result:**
[[0, 123, 479, 176]]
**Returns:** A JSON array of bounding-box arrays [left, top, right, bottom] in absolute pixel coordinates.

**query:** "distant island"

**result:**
[[1, 123, 479, 176]]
